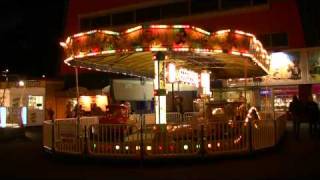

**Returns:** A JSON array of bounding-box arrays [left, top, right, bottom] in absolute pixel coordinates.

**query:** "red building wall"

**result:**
[[61, 0, 305, 75]]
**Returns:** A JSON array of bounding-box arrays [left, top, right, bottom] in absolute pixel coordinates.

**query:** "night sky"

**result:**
[[0, 0, 319, 80], [0, 1, 68, 78]]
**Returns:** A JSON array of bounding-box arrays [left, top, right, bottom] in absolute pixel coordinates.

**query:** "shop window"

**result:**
[[112, 11, 134, 26], [136, 6, 161, 23], [91, 15, 110, 28], [252, 0, 268, 5], [221, 0, 251, 9], [80, 17, 91, 31], [28, 96, 44, 110], [191, 0, 219, 13], [161, 2, 189, 19], [271, 32, 288, 47], [258, 32, 288, 48]]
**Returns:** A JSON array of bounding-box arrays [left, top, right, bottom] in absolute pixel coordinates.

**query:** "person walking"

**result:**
[[289, 95, 302, 139], [306, 96, 319, 137]]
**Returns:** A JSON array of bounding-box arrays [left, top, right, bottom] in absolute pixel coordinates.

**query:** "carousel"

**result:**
[[60, 24, 270, 125], [44, 24, 286, 158]]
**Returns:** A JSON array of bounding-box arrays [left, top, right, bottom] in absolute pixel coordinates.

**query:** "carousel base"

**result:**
[[0, 124, 25, 140]]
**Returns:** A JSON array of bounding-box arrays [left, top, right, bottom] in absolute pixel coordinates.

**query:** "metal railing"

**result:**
[[205, 121, 249, 155], [43, 114, 286, 159], [88, 124, 140, 157]]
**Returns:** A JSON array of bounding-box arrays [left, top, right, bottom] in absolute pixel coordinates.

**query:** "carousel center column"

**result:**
[[154, 51, 167, 124]]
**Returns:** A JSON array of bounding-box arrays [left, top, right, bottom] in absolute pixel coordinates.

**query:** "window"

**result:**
[[161, 2, 189, 19], [28, 96, 44, 110], [258, 32, 288, 48], [112, 11, 134, 26], [191, 0, 219, 13], [91, 15, 110, 28], [136, 6, 161, 23], [80, 17, 91, 31], [221, 0, 251, 9], [252, 0, 268, 5], [271, 32, 288, 47]]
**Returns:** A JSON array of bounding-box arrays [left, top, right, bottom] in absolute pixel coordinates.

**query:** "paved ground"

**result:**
[[1, 122, 320, 179]]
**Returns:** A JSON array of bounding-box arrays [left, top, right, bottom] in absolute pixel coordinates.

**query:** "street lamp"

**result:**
[[18, 80, 25, 87]]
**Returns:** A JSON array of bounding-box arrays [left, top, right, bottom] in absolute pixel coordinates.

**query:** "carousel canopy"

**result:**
[[60, 25, 269, 79]]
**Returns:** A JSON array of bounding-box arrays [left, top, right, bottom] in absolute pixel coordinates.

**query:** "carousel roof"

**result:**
[[60, 25, 270, 79]]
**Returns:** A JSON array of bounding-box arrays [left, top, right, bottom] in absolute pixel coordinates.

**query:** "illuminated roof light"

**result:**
[[87, 52, 98, 56], [101, 50, 116, 54], [85, 30, 97, 35], [135, 48, 143, 52], [245, 32, 255, 37], [102, 30, 119, 35], [125, 25, 142, 33], [208, 143, 212, 148], [125, 146, 129, 150], [242, 53, 252, 57], [73, 32, 84, 38], [147, 146, 152, 151], [235, 30, 246, 35], [66, 37, 71, 44], [135, 146, 140, 150], [213, 49, 223, 53], [150, 47, 167, 52], [173, 25, 190, 28], [196, 144, 200, 149], [150, 25, 168, 28], [193, 26, 210, 35], [235, 30, 254, 37], [115, 145, 120, 150], [231, 51, 241, 55], [215, 29, 231, 35], [59, 42, 67, 48], [75, 52, 85, 58], [173, 47, 189, 52], [183, 144, 189, 150], [194, 48, 211, 54]]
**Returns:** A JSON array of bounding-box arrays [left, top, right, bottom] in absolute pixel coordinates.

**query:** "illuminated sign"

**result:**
[[177, 68, 199, 87]]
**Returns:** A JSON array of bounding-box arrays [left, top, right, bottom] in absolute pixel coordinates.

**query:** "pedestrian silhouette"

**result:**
[[306, 96, 319, 137], [289, 95, 302, 139]]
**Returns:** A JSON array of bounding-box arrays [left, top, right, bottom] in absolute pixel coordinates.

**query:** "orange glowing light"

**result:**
[[173, 25, 190, 28], [125, 25, 142, 33], [150, 25, 168, 29]]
